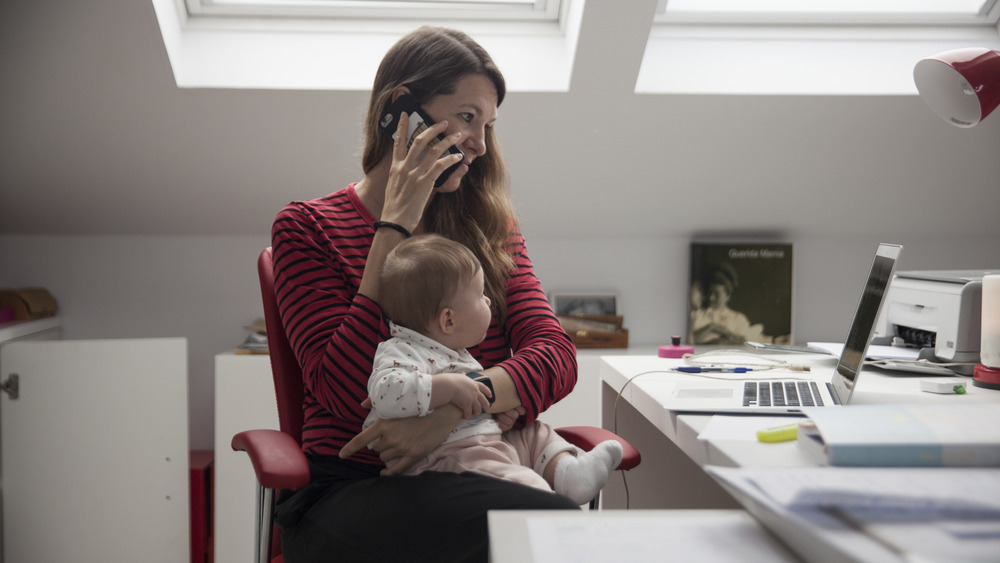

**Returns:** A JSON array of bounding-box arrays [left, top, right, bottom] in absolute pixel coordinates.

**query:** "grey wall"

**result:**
[[2, 1, 998, 449]]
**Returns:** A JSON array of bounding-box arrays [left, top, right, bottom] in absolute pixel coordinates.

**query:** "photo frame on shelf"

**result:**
[[550, 292, 619, 317], [550, 291, 627, 349]]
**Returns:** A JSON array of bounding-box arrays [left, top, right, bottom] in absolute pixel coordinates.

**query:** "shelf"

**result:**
[[0, 317, 63, 345]]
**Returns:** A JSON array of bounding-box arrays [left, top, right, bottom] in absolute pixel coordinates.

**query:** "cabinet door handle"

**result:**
[[1, 373, 19, 399]]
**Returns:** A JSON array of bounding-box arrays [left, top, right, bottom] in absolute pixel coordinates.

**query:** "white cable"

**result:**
[[681, 349, 813, 373], [864, 358, 977, 369]]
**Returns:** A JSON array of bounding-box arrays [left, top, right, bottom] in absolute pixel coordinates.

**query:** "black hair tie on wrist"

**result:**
[[373, 221, 412, 238]]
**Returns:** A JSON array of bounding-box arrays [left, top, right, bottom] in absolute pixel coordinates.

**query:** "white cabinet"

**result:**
[[0, 337, 189, 563]]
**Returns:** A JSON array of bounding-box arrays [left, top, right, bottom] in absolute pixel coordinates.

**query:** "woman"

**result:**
[[270, 27, 580, 562]]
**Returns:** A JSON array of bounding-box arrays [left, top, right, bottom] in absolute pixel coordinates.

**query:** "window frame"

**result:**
[[181, 0, 563, 22], [153, 0, 583, 91], [654, 0, 1000, 27]]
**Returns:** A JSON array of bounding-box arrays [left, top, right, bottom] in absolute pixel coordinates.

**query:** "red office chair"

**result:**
[[233, 247, 641, 563]]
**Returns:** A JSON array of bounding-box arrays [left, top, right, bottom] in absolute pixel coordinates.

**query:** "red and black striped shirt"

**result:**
[[271, 184, 577, 465]]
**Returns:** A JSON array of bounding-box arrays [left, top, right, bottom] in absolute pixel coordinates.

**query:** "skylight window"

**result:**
[[656, 0, 1000, 25], [640, 0, 1000, 94], [154, 0, 998, 94], [153, 0, 582, 91], [183, 0, 561, 21]]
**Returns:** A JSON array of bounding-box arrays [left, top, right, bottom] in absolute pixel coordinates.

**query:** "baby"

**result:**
[[364, 234, 622, 504]]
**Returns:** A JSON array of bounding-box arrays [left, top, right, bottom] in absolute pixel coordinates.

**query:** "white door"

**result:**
[[0, 338, 189, 563]]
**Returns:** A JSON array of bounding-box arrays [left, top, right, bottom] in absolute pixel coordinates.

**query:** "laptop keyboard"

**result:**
[[743, 381, 825, 407]]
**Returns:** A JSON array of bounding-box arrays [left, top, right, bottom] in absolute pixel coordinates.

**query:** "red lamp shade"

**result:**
[[913, 48, 1000, 128]]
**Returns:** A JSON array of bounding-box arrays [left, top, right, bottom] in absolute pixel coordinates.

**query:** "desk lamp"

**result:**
[[913, 48, 1000, 388], [913, 48, 1000, 127]]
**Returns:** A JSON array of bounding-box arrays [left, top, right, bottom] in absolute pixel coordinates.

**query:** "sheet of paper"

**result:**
[[698, 415, 800, 441], [739, 467, 1000, 516], [709, 466, 1000, 563], [808, 342, 920, 360], [526, 513, 789, 563], [860, 516, 1000, 562]]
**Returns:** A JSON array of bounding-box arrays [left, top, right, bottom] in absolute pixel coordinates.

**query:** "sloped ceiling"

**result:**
[[2, 1, 999, 240]]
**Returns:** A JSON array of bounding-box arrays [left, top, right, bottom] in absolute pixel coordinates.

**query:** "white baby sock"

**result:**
[[553, 440, 624, 505]]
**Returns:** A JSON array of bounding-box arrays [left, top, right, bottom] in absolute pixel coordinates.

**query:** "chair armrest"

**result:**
[[232, 429, 311, 490], [555, 426, 641, 471]]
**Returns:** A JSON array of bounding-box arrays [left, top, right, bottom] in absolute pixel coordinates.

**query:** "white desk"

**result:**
[[600, 353, 1000, 477], [598, 353, 1000, 562], [488, 509, 800, 562]]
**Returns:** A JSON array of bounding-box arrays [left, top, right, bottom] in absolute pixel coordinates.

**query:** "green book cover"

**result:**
[[689, 242, 792, 346]]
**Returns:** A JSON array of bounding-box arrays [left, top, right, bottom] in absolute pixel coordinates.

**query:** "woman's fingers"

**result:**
[[391, 111, 410, 162], [339, 422, 378, 459], [381, 119, 461, 227], [402, 121, 462, 180], [380, 453, 417, 476]]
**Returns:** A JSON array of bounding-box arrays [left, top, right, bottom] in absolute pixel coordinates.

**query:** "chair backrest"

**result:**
[[258, 247, 306, 443]]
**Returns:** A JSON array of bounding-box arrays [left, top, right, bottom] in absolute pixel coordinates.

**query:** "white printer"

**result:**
[[878, 269, 1000, 375]]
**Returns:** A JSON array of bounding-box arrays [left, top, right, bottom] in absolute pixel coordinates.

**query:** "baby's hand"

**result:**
[[435, 373, 491, 418], [494, 406, 526, 431]]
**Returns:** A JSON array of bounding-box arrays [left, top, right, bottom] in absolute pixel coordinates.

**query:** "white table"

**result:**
[[600, 353, 1000, 476], [597, 353, 1000, 562], [488, 509, 800, 563]]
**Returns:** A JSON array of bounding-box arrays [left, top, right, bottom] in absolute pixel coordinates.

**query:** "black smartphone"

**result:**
[[378, 93, 465, 188]]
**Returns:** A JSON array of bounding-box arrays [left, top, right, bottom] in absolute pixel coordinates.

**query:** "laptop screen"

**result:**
[[832, 243, 902, 402]]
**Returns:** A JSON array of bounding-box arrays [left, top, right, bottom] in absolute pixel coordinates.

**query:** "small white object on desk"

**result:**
[[920, 378, 968, 394]]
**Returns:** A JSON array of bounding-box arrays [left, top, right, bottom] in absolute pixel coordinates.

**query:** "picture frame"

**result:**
[[550, 292, 619, 317], [688, 242, 793, 346]]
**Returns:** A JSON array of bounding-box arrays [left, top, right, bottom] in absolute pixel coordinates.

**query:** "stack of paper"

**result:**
[[735, 466, 1000, 517], [709, 465, 1000, 563], [798, 404, 1000, 467]]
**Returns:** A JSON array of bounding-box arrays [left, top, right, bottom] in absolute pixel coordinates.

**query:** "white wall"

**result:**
[[0, 235, 267, 449], [529, 234, 1000, 349]]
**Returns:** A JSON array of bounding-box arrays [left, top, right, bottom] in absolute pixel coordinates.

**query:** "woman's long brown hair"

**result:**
[[362, 27, 517, 322]]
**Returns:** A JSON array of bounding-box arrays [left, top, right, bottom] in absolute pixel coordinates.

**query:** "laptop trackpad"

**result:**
[[676, 388, 734, 399]]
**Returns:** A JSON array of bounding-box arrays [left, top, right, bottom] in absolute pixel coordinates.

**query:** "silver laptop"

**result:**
[[664, 243, 903, 414]]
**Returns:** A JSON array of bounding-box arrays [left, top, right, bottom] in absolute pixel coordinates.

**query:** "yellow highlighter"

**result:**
[[757, 423, 800, 443]]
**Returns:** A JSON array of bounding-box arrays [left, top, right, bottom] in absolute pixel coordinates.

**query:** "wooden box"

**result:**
[[558, 314, 629, 349]]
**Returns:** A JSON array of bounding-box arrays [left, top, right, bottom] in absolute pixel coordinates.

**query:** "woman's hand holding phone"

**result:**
[[380, 110, 463, 233]]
